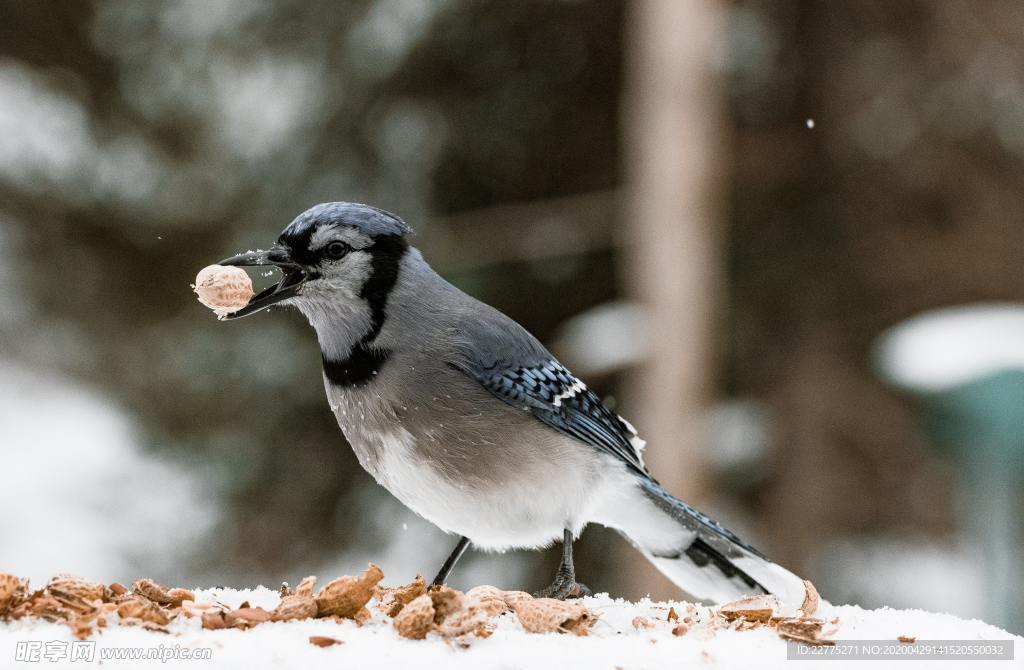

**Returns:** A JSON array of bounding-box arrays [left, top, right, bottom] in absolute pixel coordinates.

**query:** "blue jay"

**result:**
[[218, 202, 805, 604]]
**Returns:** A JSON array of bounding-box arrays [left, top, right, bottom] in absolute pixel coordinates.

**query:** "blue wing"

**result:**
[[464, 358, 650, 476]]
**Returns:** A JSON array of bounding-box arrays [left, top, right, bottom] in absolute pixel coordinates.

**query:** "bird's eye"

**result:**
[[324, 241, 350, 259]]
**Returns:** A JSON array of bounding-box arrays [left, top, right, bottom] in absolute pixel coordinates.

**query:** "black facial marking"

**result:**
[[321, 234, 408, 388], [278, 225, 318, 266], [359, 234, 408, 343]]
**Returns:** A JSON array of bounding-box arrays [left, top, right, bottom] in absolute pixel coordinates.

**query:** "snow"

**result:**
[[1, 589, 1018, 670]]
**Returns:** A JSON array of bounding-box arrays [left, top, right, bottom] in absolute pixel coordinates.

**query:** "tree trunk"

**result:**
[[617, 0, 729, 600]]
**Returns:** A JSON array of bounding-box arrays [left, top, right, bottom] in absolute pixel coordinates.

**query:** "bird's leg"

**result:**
[[430, 535, 470, 588], [534, 529, 592, 600]]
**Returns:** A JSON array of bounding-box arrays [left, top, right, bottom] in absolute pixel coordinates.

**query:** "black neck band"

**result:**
[[322, 235, 408, 388]]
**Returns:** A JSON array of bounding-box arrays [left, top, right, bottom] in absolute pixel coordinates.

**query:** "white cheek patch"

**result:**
[[294, 250, 376, 359], [314, 250, 374, 296], [309, 225, 373, 251]]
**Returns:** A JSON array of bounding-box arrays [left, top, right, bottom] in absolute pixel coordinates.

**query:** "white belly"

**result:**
[[348, 426, 600, 551]]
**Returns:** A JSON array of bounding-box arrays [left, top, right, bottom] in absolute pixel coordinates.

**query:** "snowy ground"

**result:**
[[1, 585, 1019, 670]]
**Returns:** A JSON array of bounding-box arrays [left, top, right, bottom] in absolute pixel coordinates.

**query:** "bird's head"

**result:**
[[218, 202, 411, 319]]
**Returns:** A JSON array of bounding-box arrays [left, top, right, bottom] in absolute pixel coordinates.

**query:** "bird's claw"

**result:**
[[533, 575, 592, 600]]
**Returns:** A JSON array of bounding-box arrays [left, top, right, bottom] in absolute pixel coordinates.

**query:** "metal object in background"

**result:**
[[877, 304, 1024, 632]]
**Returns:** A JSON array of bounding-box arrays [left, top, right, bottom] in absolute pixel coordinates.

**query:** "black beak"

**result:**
[[217, 245, 309, 319]]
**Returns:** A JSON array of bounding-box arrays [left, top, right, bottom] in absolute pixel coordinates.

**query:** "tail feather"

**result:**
[[597, 476, 807, 607]]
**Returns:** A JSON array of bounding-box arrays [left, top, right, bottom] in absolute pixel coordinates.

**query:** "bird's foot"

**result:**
[[533, 573, 592, 600]]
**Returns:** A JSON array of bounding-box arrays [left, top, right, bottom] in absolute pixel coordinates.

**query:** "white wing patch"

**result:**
[[551, 378, 587, 407], [617, 414, 647, 465]]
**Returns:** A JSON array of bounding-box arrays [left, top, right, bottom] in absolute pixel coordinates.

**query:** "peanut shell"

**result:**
[[47, 577, 106, 613], [193, 265, 254, 317], [438, 604, 489, 637], [799, 580, 820, 616], [393, 594, 436, 639], [272, 594, 318, 622], [0, 573, 27, 616], [513, 598, 597, 635], [315, 564, 384, 619], [719, 594, 778, 623], [117, 596, 170, 626], [465, 585, 509, 616], [376, 575, 427, 618]]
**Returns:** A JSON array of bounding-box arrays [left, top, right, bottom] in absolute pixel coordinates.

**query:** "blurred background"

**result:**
[[1, 0, 1022, 633]]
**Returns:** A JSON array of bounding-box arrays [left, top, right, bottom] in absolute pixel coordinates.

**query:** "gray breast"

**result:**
[[326, 356, 594, 491]]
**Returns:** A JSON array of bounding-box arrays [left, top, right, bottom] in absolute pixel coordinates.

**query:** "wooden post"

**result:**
[[618, 0, 729, 600]]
